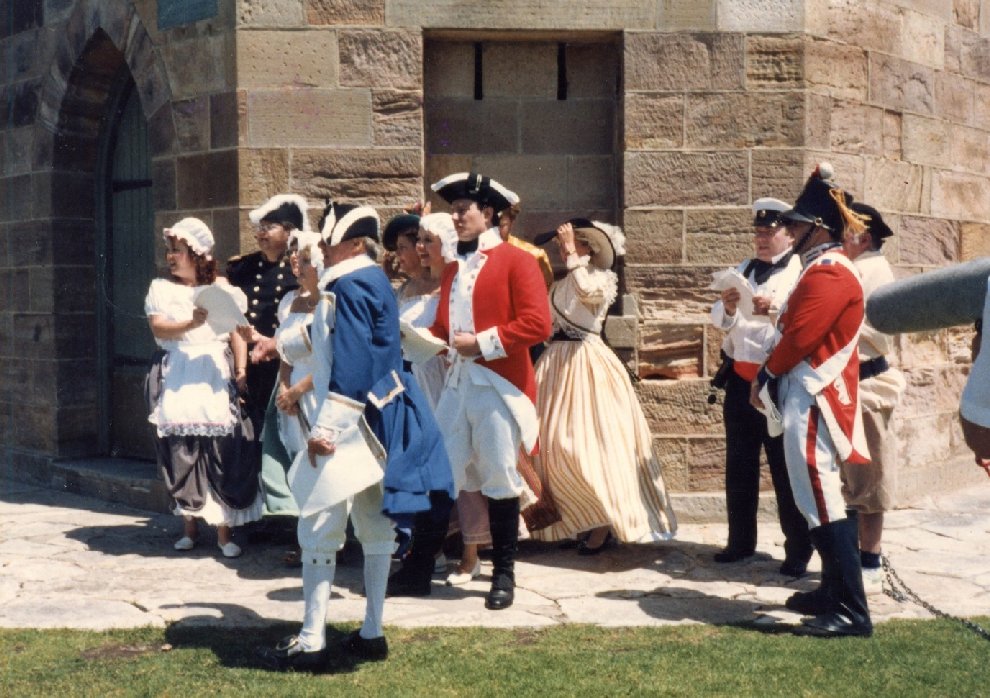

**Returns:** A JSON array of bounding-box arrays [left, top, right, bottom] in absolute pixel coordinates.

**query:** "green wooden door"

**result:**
[[100, 81, 157, 459]]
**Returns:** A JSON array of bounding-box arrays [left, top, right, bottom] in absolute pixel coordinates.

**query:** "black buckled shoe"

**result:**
[[485, 572, 514, 610], [713, 547, 755, 563], [784, 587, 830, 615], [256, 635, 329, 673], [343, 630, 389, 661], [796, 611, 873, 638]]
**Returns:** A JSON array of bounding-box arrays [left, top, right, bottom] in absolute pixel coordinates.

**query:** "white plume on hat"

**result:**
[[164, 217, 214, 258], [419, 212, 458, 263], [249, 194, 311, 232]]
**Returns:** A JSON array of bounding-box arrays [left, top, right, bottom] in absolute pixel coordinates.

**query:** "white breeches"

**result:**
[[296, 481, 396, 560]]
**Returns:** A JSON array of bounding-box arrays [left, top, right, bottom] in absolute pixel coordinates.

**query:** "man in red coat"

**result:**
[[751, 163, 873, 638], [429, 171, 552, 610]]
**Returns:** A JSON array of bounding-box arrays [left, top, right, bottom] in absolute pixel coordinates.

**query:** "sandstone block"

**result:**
[[862, 157, 924, 213], [828, 100, 884, 155], [238, 0, 305, 27], [805, 92, 832, 149], [246, 89, 371, 147], [900, 7, 946, 69], [805, 38, 868, 100], [566, 44, 619, 100], [424, 98, 518, 154], [636, 377, 722, 435], [472, 154, 569, 210], [959, 222, 990, 260], [175, 149, 239, 209], [623, 209, 683, 264], [932, 169, 990, 221], [423, 42, 475, 100], [210, 91, 243, 149], [882, 0, 951, 21], [974, 82, 990, 126], [565, 155, 616, 211], [806, 0, 901, 54], [146, 104, 176, 158], [289, 147, 422, 205], [163, 34, 233, 100], [897, 215, 960, 265], [626, 264, 721, 319], [900, 114, 948, 166], [624, 151, 749, 208], [684, 208, 753, 265], [306, 0, 384, 25], [745, 35, 804, 89], [685, 91, 804, 148], [657, 0, 717, 30], [624, 33, 745, 92], [483, 43, 556, 99], [652, 437, 690, 491], [172, 96, 210, 153], [372, 89, 423, 147], [718, 0, 803, 32], [387, 1, 656, 30], [935, 71, 977, 124], [339, 29, 421, 89], [624, 94, 683, 150], [152, 159, 176, 211], [2, 126, 33, 176], [238, 149, 290, 203], [804, 150, 864, 197], [883, 110, 903, 160], [959, 31, 990, 82], [869, 53, 935, 115], [521, 100, 614, 154], [751, 148, 807, 202], [687, 436, 731, 491], [950, 125, 990, 176], [237, 29, 338, 88]]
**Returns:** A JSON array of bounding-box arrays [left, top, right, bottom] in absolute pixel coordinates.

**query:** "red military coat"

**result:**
[[431, 234, 552, 405]]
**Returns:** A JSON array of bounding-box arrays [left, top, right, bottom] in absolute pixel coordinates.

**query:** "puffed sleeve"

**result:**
[[144, 278, 167, 317]]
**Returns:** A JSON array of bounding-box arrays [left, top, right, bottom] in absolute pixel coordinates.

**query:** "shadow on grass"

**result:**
[[162, 608, 364, 674]]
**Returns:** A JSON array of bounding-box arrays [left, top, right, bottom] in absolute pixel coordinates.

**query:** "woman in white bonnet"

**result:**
[[144, 217, 262, 558], [530, 219, 677, 553]]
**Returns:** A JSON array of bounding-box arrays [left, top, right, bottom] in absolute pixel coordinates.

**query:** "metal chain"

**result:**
[[882, 554, 990, 641]]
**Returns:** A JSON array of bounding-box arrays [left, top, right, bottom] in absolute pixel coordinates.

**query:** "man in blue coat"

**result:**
[[258, 201, 453, 672]]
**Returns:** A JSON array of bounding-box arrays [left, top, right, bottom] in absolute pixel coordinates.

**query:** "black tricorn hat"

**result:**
[[431, 171, 519, 213], [782, 162, 864, 240], [317, 199, 381, 247], [850, 202, 893, 247], [382, 213, 421, 252]]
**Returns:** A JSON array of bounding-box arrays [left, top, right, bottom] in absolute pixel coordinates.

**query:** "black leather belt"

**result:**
[[550, 330, 583, 342], [859, 355, 889, 381]]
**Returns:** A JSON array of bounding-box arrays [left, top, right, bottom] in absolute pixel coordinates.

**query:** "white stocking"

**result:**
[[360, 553, 390, 639], [298, 560, 335, 652]]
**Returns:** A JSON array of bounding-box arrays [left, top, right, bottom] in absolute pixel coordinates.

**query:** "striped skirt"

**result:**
[[531, 334, 676, 543]]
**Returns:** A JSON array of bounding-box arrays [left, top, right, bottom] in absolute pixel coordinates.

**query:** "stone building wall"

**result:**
[[1, 0, 987, 513]]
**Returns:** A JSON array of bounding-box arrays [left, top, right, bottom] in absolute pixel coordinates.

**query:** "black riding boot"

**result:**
[[486, 496, 520, 610], [785, 523, 837, 615], [798, 515, 872, 637], [387, 494, 452, 597]]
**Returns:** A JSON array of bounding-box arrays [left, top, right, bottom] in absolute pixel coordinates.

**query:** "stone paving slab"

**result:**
[[2, 478, 989, 632]]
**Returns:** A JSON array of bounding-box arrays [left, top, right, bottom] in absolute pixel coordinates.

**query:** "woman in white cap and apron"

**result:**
[[145, 218, 262, 558]]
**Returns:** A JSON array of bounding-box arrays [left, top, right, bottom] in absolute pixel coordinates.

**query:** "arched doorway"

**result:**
[[97, 72, 157, 460]]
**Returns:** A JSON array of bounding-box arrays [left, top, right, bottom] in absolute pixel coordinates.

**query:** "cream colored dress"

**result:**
[[531, 254, 677, 543]]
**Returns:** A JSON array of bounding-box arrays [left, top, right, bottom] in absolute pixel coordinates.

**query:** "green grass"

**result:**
[[2, 620, 990, 697]]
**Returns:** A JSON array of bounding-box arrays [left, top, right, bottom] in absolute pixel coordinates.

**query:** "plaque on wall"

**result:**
[[158, 0, 218, 30]]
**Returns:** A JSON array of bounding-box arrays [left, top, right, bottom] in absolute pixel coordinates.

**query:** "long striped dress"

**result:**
[[530, 257, 676, 543]]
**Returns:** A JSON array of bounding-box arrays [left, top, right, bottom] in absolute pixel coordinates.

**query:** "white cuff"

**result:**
[[477, 327, 507, 361], [565, 253, 590, 270]]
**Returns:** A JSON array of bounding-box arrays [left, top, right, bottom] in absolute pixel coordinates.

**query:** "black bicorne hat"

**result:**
[[850, 202, 893, 247], [382, 213, 421, 252], [317, 199, 381, 246], [430, 171, 519, 213]]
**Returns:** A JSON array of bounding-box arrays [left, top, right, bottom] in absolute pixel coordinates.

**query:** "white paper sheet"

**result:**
[[194, 285, 249, 336], [710, 268, 756, 321], [399, 320, 448, 365]]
